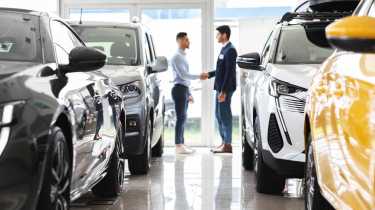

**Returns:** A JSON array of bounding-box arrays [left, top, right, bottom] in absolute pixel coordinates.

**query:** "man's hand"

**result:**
[[218, 92, 226, 103], [200, 73, 209, 80], [188, 95, 194, 103]]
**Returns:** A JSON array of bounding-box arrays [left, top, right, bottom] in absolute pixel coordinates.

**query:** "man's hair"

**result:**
[[176, 32, 188, 41], [216, 25, 231, 39]]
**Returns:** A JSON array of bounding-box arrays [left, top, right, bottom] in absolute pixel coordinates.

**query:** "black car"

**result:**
[[69, 21, 168, 175], [0, 8, 126, 210]]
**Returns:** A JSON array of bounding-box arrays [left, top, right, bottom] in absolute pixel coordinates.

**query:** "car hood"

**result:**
[[268, 64, 321, 89], [99, 65, 143, 85], [0, 61, 40, 81]]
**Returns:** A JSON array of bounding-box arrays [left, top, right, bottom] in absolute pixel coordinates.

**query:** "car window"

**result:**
[[51, 21, 83, 65], [275, 25, 334, 65], [261, 31, 274, 65], [73, 26, 139, 66], [0, 12, 41, 62]]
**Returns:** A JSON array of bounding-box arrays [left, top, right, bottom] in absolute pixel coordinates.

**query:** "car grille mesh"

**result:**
[[268, 114, 284, 153], [279, 96, 306, 114]]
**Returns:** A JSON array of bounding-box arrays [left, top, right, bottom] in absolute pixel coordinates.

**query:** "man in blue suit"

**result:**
[[203, 25, 238, 153]]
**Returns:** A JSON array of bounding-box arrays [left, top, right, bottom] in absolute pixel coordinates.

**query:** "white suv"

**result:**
[[239, 12, 349, 194]]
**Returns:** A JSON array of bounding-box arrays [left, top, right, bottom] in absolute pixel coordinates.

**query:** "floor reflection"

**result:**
[[71, 148, 304, 210]]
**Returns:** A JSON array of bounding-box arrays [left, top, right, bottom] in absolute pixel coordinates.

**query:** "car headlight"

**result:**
[[269, 78, 307, 97], [119, 81, 142, 99], [0, 101, 25, 156]]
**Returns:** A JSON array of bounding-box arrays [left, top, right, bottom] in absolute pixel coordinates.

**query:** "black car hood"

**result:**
[[0, 61, 40, 81], [309, 0, 359, 12]]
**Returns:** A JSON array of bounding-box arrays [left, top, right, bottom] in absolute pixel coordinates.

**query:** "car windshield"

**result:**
[[275, 25, 333, 65], [72, 26, 139, 66], [0, 12, 41, 62]]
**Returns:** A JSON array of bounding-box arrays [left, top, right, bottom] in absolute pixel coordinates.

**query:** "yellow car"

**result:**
[[304, 1, 375, 210]]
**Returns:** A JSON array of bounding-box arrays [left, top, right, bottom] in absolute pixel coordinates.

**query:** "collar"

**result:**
[[178, 48, 186, 55], [222, 41, 230, 48]]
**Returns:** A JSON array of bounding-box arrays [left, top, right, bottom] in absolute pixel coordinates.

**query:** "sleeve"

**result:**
[[220, 48, 237, 93], [208, 71, 216, 78], [171, 55, 200, 80]]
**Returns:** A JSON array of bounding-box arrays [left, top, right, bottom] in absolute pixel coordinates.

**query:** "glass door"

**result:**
[[141, 8, 203, 146], [68, 8, 130, 22]]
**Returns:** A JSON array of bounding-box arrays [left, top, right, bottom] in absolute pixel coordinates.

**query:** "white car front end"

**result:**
[[255, 63, 320, 177]]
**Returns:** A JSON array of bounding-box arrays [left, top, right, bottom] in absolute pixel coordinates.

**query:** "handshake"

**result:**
[[199, 72, 209, 80]]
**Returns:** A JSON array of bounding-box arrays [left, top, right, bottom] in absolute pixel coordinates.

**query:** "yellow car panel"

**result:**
[[308, 51, 375, 209]]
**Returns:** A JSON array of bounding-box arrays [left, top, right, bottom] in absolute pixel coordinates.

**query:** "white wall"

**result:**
[[0, 0, 59, 14]]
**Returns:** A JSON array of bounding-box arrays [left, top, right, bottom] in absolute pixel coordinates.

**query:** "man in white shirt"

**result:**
[[171, 32, 206, 154]]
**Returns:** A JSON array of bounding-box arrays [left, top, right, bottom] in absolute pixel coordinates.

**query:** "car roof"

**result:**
[[67, 20, 141, 29], [0, 7, 43, 16]]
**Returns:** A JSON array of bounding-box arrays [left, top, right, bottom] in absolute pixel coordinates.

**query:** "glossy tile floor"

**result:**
[[71, 148, 304, 210]]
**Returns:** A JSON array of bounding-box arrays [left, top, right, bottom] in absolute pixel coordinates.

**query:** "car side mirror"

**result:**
[[326, 16, 375, 53], [60, 47, 106, 73], [237, 52, 263, 71], [149, 56, 168, 73]]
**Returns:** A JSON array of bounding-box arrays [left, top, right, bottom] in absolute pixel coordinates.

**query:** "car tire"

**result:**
[[254, 115, 285, 195], [92, 122, 125, 198], [128, 118, 152, 175], [305, 134, 334, 210], [152, 114, 164, 157], [37, 126, 71, 210], [242, 112, 254, 170]]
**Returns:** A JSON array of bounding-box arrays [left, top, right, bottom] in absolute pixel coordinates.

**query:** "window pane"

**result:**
[[69, 8, 130, 22], [0, 12, 40, 62], [142, 8, 203, 146], [72, 26, 139, 66], [275, 26, 333, 64]]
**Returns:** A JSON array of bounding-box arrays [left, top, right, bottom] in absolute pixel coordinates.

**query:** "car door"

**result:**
[[50, 20, 98, 191], [149, 33, 164, 145], [144, 33, 163, 145]]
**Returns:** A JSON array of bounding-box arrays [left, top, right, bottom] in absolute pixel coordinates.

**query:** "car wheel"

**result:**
[[242, 112, 254, 170], [37, 127, 70, 210], [152, 114, 164, 157], [305, 134, 334, 210], [128, 118, 152, 175], [92, 122, 125, 198], [254, 115, 285, 195]]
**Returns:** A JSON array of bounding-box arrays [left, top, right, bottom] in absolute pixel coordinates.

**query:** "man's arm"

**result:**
[[220, 48, 237, 93], [171, 55, 200, 80]]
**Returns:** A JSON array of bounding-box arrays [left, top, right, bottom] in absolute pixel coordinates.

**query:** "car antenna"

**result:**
[[79, 8, 83, 24]]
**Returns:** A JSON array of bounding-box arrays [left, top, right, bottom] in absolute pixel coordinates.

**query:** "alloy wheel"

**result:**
[[50, 140, 70, 210]]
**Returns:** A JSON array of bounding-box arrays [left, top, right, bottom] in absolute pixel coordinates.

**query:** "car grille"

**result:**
[[268, 114, 284, 153], [279, 95, 306, 114]]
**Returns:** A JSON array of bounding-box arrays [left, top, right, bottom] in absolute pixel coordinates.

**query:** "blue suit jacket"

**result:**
[[208, 42, 238, 93]]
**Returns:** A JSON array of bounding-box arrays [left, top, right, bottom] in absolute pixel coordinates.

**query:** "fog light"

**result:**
[[128, 120, 137, 127]]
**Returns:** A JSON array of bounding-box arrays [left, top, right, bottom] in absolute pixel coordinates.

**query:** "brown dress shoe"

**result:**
[[211, 144, 232, 153]]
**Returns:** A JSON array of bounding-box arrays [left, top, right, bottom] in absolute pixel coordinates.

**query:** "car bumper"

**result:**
[[261, 149, 305, 178], [257, 94, 306, 177], [124, 102, 146, 156]]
